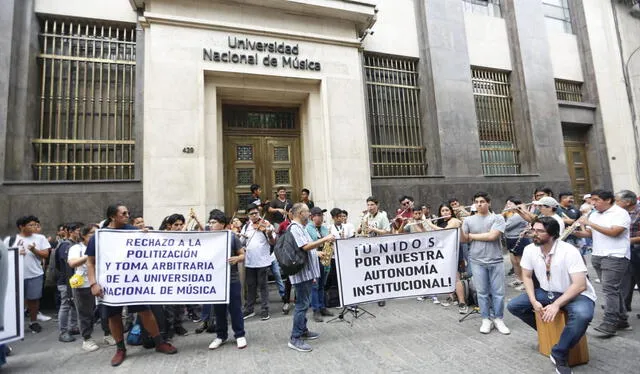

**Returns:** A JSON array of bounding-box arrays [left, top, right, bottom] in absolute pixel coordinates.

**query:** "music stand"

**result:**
[[458, 305, 480, 323], [327, 304, 376, 325]]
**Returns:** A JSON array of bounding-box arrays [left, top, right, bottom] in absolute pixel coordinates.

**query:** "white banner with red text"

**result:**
[[334, 229, 459, 306], [96, 230, 231, 305]]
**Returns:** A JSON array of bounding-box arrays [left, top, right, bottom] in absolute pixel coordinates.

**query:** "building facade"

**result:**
[[1, 0, 639, 234]]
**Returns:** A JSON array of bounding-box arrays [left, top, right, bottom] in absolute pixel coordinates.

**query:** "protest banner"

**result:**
[[334, 229, 459, 306], [0, 247, 24, 345], [96, 230, 230, 305]]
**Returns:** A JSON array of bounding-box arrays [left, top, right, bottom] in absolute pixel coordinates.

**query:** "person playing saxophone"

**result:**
[[305, 207, 334, 322]]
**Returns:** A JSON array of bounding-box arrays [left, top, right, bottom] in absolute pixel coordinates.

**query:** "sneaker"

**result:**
[[243, 311, 255, 320], [319, 308, 334, 317], [509, 279, 523, 287], [441, 296, 453, 307], [82, 339, 100, 352], [208, 338, 226, 350], [29, 322, 42, 333], [111, 349, 126, 367], [616, 320, 633, 331], [493, 318, 511, 335], [416, 296, 426, 301], [480, 318, 493, 334], [103, 335, 116, 346], [206, 323, 216, 333], [458, 304, 469, 314], [174, 326, 188, 336], [155, 342, 178, 354], [260, 312, 271, 321], [195, 321, 209, 334], [378, 301, 386, 307], [58, 332, 76, 342], [550, 352, 572, 374], [431, 296, 440, 304], [301, 331, 319, 340], [37, 312, 52, 322], [236, 336, 247, 349], [313, 311, 323, 322], [507, 268, 515, 276], [594, 278, 601, 283], [288, 338, 312, 352], [69, 328, 81, 336], [593, 322, 617, 337], [282, 303, 291, 315], [189, 312, 201, 323], [515, 284, 526, 291]]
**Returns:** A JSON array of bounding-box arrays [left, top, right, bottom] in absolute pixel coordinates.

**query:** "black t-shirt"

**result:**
[[55, 240, 76, 285], [557, 205, 580, 220], [269, 198, 293, 224], [229, 234, 242, 283], [86, 224, 138, 257]]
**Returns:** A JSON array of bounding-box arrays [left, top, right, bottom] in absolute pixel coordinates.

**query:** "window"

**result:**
[[462, 0, 502, 17], [471, 68, 520, 175], [35, 19, 136, 180], [364, 53, 426, 177], [543, 0, 572, 33], [555, 79, 583, 102]]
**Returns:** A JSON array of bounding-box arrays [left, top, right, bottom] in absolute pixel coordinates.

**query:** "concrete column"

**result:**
[[0, 0, 17, 184], [414, 0, 482, 176], [503, 0, 569, 181]]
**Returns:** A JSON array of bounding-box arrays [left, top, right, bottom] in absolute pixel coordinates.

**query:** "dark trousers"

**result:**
[[72, 287, 95, 340], [244, 266, 269, 314], [622, 248, 640, 310], [163, 305, 184, 330], [214, 281, 245, 340], [592, 255, 629, 324]]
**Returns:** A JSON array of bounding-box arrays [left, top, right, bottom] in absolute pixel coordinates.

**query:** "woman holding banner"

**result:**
[[207, 209, 247, 350]]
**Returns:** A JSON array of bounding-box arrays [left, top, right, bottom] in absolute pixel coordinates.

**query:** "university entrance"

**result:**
[[562, 127, 591, 202], [223, 106, 302, 215]]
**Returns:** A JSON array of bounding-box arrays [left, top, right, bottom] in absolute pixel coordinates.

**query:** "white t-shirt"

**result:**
[[4, 233, 51, 279], [67, 242, 90, 288], [589, 204, 631, 258], [329, 223, 355, 239], [520, 240, 596, 302], [241, 222, 275, 268]]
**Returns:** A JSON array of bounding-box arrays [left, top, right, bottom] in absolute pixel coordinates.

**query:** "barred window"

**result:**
[[471, 68, 521, 175], [364, 53, 426, 177], [35, 19, 136, 181], [555, 79, 583, 102], [462, 0, 502, 18], [543, 0, 572, 34]]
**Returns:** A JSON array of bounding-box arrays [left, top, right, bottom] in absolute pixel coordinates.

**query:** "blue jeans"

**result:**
[[470, 261, 505, 319], [507, 288, 594, 359], [201, 304, 213, 323], [311, 265, 328, 311], [291, 280, 313, 339], [271, 259, 285, 297], [214, 281, 245, 340], [57, 285, 78, 333]]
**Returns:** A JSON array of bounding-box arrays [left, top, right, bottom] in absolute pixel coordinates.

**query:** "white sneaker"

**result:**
[[493, 318, 511, 335], [37, 312, 52, 322], [103, 335, 116, 346], [208, 338, 226, 350], [416, 296, 426, 301], [515, 284, 526, 291], [236, 336, 247, 349], [431, 296, 440, 304], [82, 339, 100, 352], [508, 280, 523, 287], [480, 318, 493, 334]]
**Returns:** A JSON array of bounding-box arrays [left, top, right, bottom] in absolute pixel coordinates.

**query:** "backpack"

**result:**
[[274, 224, 307, 277], [126, 323, 142, 345], [460, 278, 478, 307]]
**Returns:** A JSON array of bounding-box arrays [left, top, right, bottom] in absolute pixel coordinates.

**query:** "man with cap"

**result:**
[[516, 196, 565, 234], [306, 207, 334, 322]]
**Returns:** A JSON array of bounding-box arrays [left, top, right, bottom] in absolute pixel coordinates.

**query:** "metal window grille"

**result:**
[[35, 19, 136, 181], [555, 79, 583, 102], [471, 68, 521, 175], [364, 53, 426, 177], [223, 107, 296, 130], [542, 0, 572, 34], [462, 0, 502, 18]]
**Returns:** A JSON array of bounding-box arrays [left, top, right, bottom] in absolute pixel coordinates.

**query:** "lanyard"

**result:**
[[542, 241, 558, 299]]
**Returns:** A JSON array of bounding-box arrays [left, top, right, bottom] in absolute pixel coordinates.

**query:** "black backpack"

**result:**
[[274, 225, 307, 276]]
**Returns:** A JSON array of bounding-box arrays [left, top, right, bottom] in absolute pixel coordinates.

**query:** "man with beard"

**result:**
[[507, 217, 595, 374]]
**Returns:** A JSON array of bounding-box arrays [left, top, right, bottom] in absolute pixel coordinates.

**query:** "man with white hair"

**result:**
[[615, 190, 640, 312]]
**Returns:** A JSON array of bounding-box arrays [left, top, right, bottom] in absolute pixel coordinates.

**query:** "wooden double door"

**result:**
[[223, 136, 301, 215], [564, 141, 591, 202]]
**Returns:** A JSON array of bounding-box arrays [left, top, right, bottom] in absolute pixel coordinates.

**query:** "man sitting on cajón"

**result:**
[[507, 217, 596, 374]]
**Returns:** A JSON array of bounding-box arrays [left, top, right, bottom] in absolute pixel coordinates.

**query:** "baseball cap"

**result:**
[[310, 207, 327, 216], [532, 196, 559, 207]]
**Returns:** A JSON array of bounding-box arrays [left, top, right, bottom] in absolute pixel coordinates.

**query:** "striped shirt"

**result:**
[[288, 221, 320, 285]]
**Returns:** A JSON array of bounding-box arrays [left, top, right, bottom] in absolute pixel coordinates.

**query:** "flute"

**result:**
[[501, 203, 534, 213], [403, 215, 452, 227]]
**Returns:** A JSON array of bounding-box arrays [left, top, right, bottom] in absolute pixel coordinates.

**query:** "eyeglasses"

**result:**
[[401, 201, 411, 206], [532, 229, 548, 234]]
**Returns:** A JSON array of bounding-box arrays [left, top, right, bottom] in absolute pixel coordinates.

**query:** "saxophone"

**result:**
[[357, 212, 370, 237], [320, 241, 334, 267], [559, 211, 589, 241]]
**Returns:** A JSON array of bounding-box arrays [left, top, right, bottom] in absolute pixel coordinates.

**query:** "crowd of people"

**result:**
[[1, 184, 638, 374]]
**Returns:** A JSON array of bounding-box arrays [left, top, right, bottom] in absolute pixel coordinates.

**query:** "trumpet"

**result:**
[[184, 208, 203, 231]]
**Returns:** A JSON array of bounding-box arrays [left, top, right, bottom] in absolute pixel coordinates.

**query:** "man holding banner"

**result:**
[[86, 203, 177, 367], [288, 203, 335, 353], [461, 192, 510, 335]]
